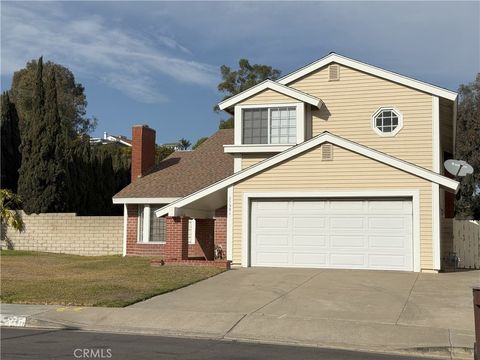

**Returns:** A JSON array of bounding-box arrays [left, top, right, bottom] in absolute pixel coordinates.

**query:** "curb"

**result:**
[[0, 314, 27, 327]]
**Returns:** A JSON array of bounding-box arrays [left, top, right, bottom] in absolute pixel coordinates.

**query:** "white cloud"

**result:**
[[1, 3, 218, 103]]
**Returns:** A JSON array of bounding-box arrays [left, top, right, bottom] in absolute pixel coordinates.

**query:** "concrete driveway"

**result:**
[[131, 267, 479, 358]]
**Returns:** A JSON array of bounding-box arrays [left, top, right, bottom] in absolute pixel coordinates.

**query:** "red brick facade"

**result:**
[[126, 204, 165, 256], [164, 217, 189, 260], [125, 205, 228, 260], [214, 206, 227, 258]]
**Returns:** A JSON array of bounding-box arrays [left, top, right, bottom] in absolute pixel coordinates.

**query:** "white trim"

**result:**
[[155, 132, 459, 218], [226, 186, 234, 261], [233, 154, 242, 172], [453, 99, 457, 157], [188, 219, 196, 245], [225, 145, 292, 154], [234, 105, 242, 144], [278, 53, 457, 101], [218, 80, 323, 110], [432, 183, 441, 270], [241, 190, 421, 272], [371, 107, 404, 137], [143, 204, 151, 243], [234, 102, 305, 146], [297, 103, 305, 144], [432, 96, 441, 173], [113, 197, 179, 204], [122, 204, 127, 256], [173, 207, 214, 219]]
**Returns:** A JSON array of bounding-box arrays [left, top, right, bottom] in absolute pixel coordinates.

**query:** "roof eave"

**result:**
[[218, 80, 322, 111]]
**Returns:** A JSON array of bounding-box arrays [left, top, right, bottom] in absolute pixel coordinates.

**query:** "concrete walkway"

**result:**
[[1, 268, 478, 359]]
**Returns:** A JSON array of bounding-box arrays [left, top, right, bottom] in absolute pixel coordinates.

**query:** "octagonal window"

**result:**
[[372, 107, 403, 136]]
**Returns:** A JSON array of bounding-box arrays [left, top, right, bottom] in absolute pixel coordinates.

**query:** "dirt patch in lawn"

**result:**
[[0, 251, 225, 307]]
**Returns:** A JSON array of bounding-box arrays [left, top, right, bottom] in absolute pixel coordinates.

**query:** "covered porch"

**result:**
[[153, 187, 230, 267]]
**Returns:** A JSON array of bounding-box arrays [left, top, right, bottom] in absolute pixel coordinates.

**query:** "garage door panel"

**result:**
[[329, 201, 365, 210], [330, 217, 365, 229], [369, 235, 408, 249], [251, 199, 413, 271], [293, 253, 327, 266], [330, 235, 366, 248], [368, 200, 412, 213], [330, 253, 366, 267], [368, 254, 409, 268], [256, 216, 289, 229], [257, 234, 289, 246], [368, 216, 409, 230], [256, 252, 290, 265], [293, 217, 326, 229], [292, 201, 326, 210], [257, 201, 289, 210], [293, 235, 327, 247]]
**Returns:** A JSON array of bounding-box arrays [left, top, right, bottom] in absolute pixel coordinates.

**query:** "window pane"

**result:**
[[243, 109, 268, 144], [150, 206, 166, 242], [138, 206, 144, 242], [270, 107, 296, 144]]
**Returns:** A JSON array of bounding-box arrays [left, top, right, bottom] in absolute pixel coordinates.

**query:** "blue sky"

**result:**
[[1, 1, 479, 144]]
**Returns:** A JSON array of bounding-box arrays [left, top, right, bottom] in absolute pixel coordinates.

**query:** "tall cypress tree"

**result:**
[[17, 57, 67, 213], [1, 91, 21, 192]]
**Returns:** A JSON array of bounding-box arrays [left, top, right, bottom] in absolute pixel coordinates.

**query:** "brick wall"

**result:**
[[125, 205, 228, 259], [193, 219, 215, 260], [126, 204, 166, 256], [2, 211, 122, 256], [214, 206, 227, 257]]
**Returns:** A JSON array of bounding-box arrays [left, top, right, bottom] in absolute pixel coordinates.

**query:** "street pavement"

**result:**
[[1, 328, 439, 360]]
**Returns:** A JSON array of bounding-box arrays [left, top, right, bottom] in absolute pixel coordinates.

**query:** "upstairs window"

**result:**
[[372, 107, 403, 136], [242, 106, 296, 144]]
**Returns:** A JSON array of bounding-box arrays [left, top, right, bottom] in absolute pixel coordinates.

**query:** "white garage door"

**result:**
[[250, 199, 413, 271]]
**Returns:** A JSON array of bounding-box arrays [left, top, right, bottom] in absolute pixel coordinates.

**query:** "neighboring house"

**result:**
[[90, 132, 132, 147], [161, 142, 182, 151], [113, 53, 459, 273]]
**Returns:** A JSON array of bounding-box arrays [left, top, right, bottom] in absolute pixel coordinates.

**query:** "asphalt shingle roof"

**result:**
[[113, 129, 234, 199]]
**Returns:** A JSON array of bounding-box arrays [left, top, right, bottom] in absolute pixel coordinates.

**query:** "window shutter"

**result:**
[[329, 64, 340, 81], [322, 144, 333, 161]]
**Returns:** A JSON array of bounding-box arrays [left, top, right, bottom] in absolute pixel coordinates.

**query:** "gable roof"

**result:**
[[155, 132, 459, 217], [113, 129, 234, 203], [278, 52, 457, 101], [218, 79, 323, 111]]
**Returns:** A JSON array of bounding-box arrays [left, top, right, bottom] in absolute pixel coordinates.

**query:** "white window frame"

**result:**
[[188, 219, 196, 245], [137, 205, 166, 244], [234, 102, 305, 146], [371, 107, 403, 137]]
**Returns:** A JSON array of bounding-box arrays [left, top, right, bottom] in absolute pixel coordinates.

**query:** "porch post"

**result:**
[[165, 216, 189, 260]]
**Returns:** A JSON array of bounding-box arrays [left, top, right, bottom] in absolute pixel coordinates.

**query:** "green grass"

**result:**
[[0, 250, 224, 307]]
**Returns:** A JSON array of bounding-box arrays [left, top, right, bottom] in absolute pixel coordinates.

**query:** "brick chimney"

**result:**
[[131, 125, 156, 182]]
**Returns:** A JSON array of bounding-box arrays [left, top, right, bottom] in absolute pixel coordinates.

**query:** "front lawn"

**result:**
[[0, 251, 224, 307]]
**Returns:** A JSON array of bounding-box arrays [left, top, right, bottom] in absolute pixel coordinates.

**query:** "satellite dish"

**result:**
[[444, 159, 474, 177]]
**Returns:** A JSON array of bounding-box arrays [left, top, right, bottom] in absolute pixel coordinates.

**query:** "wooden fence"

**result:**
[[453, 220, 480, 269]]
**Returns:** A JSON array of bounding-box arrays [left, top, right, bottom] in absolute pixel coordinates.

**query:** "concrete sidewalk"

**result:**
[[1, 268, 478, 359]]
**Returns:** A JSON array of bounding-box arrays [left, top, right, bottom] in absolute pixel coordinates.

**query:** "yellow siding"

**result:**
[[241, 64, 434, 170], [232, 145, 434, 270], [241, 154, 275, 169], [239, 89, 299, 105], [440, 98, 454, 155]]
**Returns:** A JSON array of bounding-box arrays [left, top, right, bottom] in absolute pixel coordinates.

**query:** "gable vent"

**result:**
[[322, 144, 334, 161], [329, 64, 340, 81]]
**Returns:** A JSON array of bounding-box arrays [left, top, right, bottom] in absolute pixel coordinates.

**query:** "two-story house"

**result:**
[[113, 53, 459, 273]]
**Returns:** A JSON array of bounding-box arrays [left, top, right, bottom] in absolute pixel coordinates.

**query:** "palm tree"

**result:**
[[0, 189, 24, 232], [178, 138, 191, 150]]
